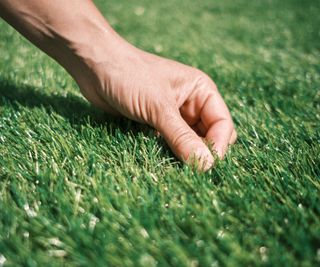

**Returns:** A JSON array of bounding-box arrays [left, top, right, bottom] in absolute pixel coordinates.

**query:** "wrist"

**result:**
[[46, 19, 121, 74]]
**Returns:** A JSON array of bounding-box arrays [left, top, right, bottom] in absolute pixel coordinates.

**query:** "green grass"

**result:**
[[0, 0, 319, 266]]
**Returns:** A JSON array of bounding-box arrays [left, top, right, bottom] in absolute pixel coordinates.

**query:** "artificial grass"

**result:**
[[0, 0, 319, 266]]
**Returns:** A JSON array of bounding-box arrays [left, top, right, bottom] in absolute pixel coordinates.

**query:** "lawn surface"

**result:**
[[0, 0, 319, 266]]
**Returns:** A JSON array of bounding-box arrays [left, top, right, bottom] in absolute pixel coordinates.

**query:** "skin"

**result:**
[[0, 0, 237, 170]]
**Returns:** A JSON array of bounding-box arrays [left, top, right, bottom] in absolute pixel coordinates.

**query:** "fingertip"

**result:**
[[187, 146, 214, 171], [229, 129, 237, 145], [211, 129, 236, 160]]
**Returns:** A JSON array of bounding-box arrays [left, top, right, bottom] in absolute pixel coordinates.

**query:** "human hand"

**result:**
[[75, 44, 237, 170]]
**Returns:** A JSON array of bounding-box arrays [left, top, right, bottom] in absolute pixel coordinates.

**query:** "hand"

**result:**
[[74, 44, 237, 170]]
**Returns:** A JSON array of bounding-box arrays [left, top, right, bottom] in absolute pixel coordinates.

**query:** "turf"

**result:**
[[0, 0, 319, 266]]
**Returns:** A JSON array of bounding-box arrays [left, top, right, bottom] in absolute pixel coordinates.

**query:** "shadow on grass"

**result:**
[[0, 78, 104, 123], [0, 77, 150, 134]]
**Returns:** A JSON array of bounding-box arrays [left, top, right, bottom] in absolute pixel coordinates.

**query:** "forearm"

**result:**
[[0, 0, 125, 78]]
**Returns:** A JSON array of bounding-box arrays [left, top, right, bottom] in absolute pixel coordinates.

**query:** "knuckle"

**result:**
[[195, 71, 218, 92], [211, 81, 218, 92]]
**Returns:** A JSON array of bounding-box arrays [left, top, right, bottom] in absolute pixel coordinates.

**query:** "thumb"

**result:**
[[156, 109, 214, 171]]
